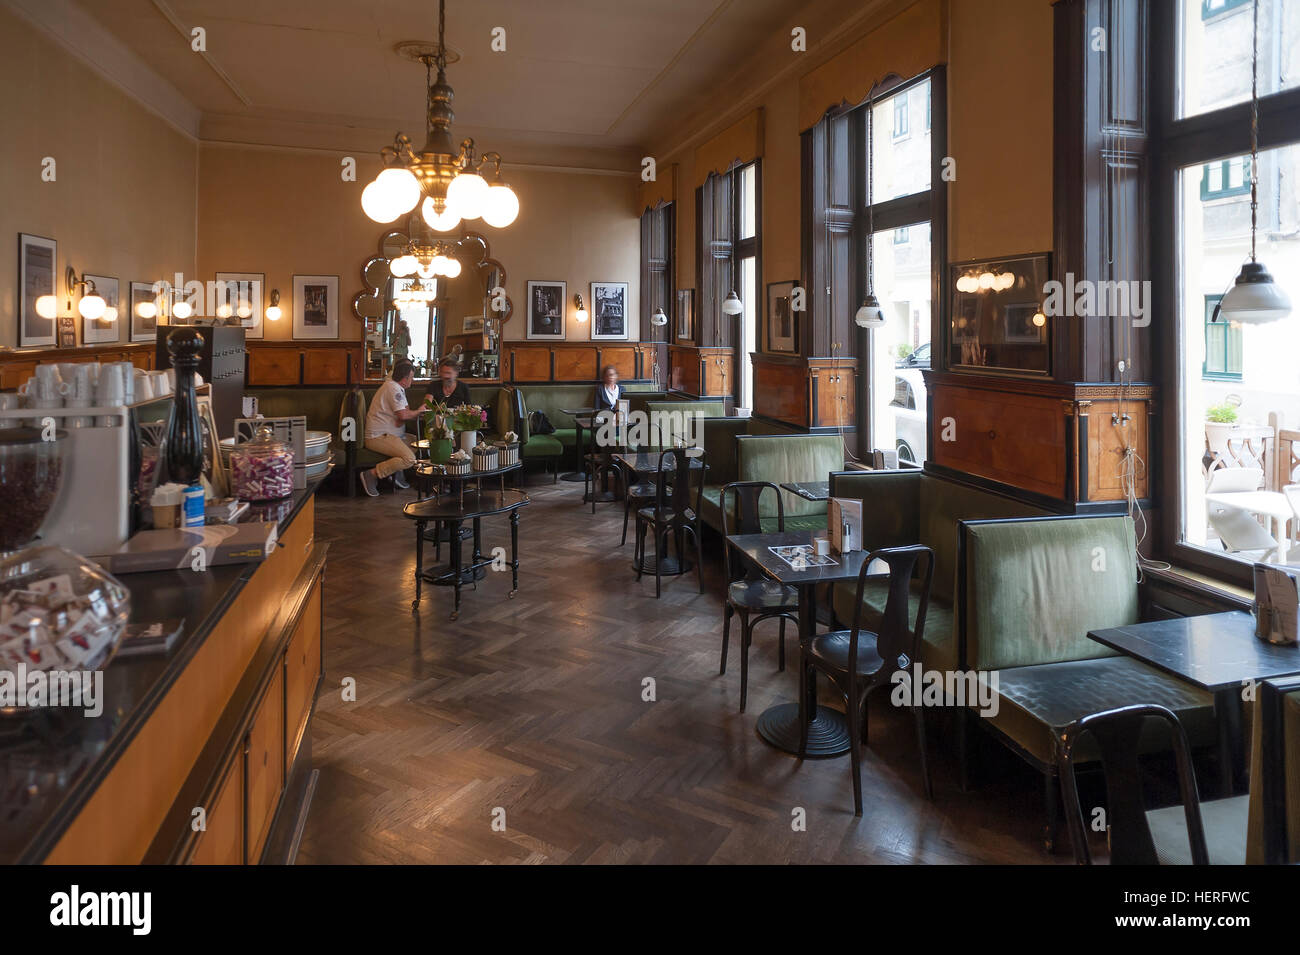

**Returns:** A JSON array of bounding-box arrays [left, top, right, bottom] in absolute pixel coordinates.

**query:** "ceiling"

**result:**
[[67, 0, 831, 169]]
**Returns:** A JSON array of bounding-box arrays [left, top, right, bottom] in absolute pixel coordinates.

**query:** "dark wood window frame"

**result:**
[[639, 201, 674, 344], [1151, 0, 1300, 587]]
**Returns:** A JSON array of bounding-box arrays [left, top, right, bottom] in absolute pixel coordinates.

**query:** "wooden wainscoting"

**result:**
[[500, 341, 664, 384], [668, 345, 732, 399], [749, 354, 856, 431], [0, 342, 156, 390], [246, 342, 362, 386]]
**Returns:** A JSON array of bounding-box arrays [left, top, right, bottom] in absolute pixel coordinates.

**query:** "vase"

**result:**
[[429, 437, 453, 463], [458, 430, 479, 454]]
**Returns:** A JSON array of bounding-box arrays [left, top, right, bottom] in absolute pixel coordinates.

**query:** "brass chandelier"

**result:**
[[361, 0, 519, 232]]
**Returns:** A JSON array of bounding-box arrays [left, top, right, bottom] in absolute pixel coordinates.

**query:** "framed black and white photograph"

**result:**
[[526, 280, 566, 340], [82, 273, 120, 344], [675, 288, 693, 342], [18, 233, 57, 347], [130, 281, 160, 342], [766, 279, 797, 353], [590, 281, 629, 340], [56, 315, 76, 348], [215, 271, 265, 339], [292, 274, 338, 340]]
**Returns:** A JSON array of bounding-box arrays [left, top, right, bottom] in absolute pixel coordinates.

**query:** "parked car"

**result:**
[[895, 341, 931, 369], [890, 368, 928, 465]]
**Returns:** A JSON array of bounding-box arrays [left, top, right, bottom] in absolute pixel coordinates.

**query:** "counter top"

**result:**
[[0, 479, 322, 864]]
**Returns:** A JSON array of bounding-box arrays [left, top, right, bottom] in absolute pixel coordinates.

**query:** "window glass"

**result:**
[[1177, 141, 1300, 561], [1179, 0, 1297, 118], [870, 223, 932, 466], [738, 164, 756, 240], [740, 255, 757, 410], [870, 78, 931, 202]]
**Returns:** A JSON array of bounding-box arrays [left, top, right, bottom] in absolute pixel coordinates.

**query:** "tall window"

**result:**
[[735, 163, 759, 409], [640, 202, 673, 346], [697, 161, 760, 402], [1158, 0, 1300, 580]]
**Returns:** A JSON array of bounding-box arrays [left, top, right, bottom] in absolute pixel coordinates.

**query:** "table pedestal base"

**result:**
[[631, 555, 693, 576], [756, 702, 851, 757]]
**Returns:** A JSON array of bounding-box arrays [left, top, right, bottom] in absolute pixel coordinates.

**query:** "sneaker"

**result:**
[[359, 469, 379, 497], [392, 471, 410, 489]]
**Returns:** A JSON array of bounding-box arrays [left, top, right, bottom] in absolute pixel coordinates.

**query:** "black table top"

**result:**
[[726, 531, 870, 587], [614, 450, 707, 473], [1089, 612, 1300, 692], [403, 488, 530, 521], [0, 477, 325, 864], [415, 460, 521, 482], [781, 481, 831, 502]]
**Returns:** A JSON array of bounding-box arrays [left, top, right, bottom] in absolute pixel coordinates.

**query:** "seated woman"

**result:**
[[431, 356, 472, 407], [593, 364, 624, 413]]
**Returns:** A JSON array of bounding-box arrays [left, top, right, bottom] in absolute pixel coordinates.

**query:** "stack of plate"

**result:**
[[304, 429, 332, 478]]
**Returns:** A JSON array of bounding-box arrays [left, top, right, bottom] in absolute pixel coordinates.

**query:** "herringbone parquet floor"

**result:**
[[297, 474, 1065, 864]]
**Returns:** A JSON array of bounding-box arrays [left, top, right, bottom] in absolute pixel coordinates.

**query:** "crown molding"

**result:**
[[3, 0, 201, 140]]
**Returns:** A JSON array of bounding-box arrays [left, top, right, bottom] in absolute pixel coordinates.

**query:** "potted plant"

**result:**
[[426, 403, 489, 454], [423, 400, 454, 463], [1204, 400, 1242, 468]]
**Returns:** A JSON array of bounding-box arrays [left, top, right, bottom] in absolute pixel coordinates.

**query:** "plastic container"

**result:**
[[230, 425, 294, 502], [0, 427, 67, 554]]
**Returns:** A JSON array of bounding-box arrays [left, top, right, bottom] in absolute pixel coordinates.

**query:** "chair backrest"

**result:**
[[340, 388, 366, 447], [510, 388, 531, 446], [721, 481, 783, 581], [1057, 703, 1209, 865], [654, 447, 706, 517], [848, 545, 934, 673], [1248, 674, 1300, 864]]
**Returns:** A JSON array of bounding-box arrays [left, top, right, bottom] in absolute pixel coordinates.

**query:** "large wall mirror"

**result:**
[[351, 229, 513, 382]]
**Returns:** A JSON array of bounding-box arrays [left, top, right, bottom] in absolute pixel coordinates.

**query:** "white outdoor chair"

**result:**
[[1205, 467, 1290, 563]]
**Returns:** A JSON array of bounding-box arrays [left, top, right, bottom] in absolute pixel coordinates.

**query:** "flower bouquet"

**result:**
[[425, 402, 489, 454]]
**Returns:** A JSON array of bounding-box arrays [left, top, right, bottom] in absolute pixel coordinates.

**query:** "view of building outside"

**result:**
[[1178, 0, 1300, 558], [870, 79, 932, 463]]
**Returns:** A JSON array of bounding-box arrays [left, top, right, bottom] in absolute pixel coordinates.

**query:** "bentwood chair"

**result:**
[[621, 466, 662, 546], [800, 544, 935, 815], [633, 447, 707, 598], [719, 482, 799, 712]]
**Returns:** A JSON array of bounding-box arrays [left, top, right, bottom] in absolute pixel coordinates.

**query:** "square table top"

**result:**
[[1088, 611, 1300, 692], [726, 530, 870, 586], [613, 450, 706, 473], [781, 481, 831, 502]]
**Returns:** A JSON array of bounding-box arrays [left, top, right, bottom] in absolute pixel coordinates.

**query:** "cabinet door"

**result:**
[[283, 578, 322, 762], [249, 349, 300, 385], [302, 348, 348, 385], [245, 667, 285, 863], [190, 756, 244, 865]]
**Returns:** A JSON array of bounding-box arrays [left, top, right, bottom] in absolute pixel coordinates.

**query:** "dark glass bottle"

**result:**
[[163, 326, 205, 486]]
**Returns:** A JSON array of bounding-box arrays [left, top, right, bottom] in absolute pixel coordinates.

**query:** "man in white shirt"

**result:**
[[360, 359, 429, 497]]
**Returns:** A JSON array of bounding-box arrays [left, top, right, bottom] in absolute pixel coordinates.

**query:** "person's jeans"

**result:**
[[365, 433, 416, 479]]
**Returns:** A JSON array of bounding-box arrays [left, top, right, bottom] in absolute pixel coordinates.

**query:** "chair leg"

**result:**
[[693, 526, 704, 594], [653, 523, 662, 598], [914, 704, 933, 800], [720, 604, 732, 675], [777, 616, 786, 672], [957, 708, 974, 792], [846, 688, 864, 816], [739, 615, 751, 713], [634, 519, 645, 581], [860, 694, 869, 746], [1043, 770, 1062, 854], [621, 496, 632, 546]]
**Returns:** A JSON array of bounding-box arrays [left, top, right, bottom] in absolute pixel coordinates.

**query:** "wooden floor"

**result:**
[[297, 472, 1068, 864]]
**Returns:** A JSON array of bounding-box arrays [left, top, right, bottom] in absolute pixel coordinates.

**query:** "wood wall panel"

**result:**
[[1084, 398, 1149, 501], [811, 363, 855, 430], [248, 348, 299, 386], [598, 346, 637, 381], [0, 343, 156, 390], [554, 346, 598, 382], [302, 347, 357, 386], [507, 345, 552, 382], [752, 355, 807, 427]]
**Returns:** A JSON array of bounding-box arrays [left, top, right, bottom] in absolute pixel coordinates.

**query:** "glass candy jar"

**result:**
[[231, 425, 294, 502]]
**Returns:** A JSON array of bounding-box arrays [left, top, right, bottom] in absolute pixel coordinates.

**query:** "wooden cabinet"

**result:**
[[190, 757, 243, 866], [246, 343, 362, 386], [669, 345, 731, 398], [302, 347, 351, 385], [245, 666, 285, 864], [498, 342, 665, 385], [283, 579, 322, 760]]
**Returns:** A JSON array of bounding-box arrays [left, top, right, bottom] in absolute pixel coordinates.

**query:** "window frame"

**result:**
[[1152, 0, 1300, 586], [1200, 0, 1251, 20], [1201, 293, 1243, 380], [1199, 156, 1251, 200]]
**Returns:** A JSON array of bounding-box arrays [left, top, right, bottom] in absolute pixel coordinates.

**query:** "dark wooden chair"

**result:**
[[800, 544, 935, 815], [1057, 704, 1211, 865], [633, 447, 706, 598], [586, 411, 623, 514], [719, 481, 799, 712]]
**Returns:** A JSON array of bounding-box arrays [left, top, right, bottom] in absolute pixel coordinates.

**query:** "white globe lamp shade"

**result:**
[[482, 183, 520, 227], [237, 301, 252, 319], [854, 295, 886, 329], [78, 294, 106, 321], [376, 167, 421, 215], [721, 291, 744, 315], [265, 304, 282, 321], [390, 255, 417, 277], [172, 300, 193, 320], [135, 301, 157, 320], [103, 306, 118, 323], [362, 180, 400, 223], [443, 257, 462, 278], [978, 271, 996, 290], [422, 196, 462, 232], [216, 302, 233, 319], [447, 172, 488, 219], [651, 306, 668, 327], [996, 272, 1016, 291], [1032, 311, 1047, 327], [1218, 262, 1292, 325], [35, 295, 58, 319]]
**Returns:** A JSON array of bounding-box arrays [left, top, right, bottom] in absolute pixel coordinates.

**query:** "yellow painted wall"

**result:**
[[0, 7, 197, 347], [197, 146, 640, 344]]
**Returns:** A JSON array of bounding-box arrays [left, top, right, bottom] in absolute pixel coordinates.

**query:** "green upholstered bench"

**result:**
[[955, 514, 1217, 852], [637, 400, 728, 449], [698, 432, 845, 535]]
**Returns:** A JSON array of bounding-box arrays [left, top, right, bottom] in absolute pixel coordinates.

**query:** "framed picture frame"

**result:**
[[526, 280, 566, 340], [948, 252, 1051, 377], [766, 280, 798, 354], [82, 273, 120, 344], [462, 315, 484, 333], [215, 271, 265, 339], [18, 233, 57, 347], [292, 274, 338, 340], [590, 281, 629, 340], [130, 281, 160, 342], [56, 315, 77, 348], [675, 288, 694, 342]]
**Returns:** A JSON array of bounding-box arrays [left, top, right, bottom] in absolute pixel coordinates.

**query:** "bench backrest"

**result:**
[[958, 515, 1138, 671], [735, 434, 844, 517]]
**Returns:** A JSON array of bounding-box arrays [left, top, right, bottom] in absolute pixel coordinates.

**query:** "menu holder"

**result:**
[[827, 497, 863, 554], [1253, 563, 1300, 646]]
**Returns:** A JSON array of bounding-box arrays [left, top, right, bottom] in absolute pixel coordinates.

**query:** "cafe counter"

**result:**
[[0, 479, 327, 865]]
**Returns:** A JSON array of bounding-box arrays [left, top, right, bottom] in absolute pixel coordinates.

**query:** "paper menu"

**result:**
[[828, 497, 863, 554], [1253, 563, 1300, 646]]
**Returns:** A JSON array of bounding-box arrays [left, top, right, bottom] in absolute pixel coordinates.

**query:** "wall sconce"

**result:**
[[574, 293, 588, 323], [65, 266, 108, 321], [265, 288, 282, 321]]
